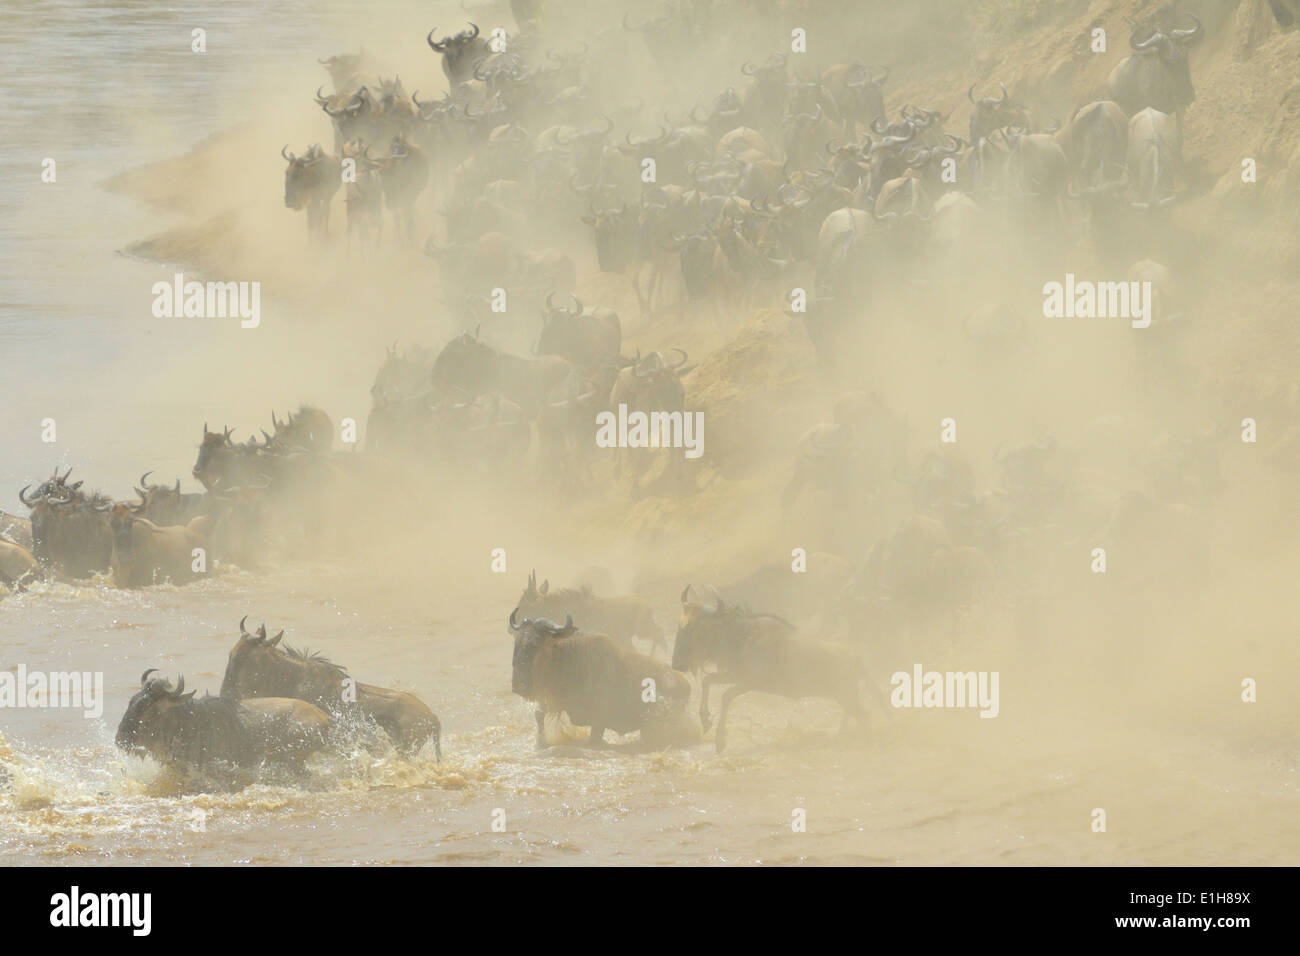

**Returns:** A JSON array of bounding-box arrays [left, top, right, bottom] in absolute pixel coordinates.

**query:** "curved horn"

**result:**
[[681, 584, 693, 605], [1170, 13, 1202, 40], [427, 28, 446, 52], [569, 293, 583, 315], [141, 668, 158, 688]]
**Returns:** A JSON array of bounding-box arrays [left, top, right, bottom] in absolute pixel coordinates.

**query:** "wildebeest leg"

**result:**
[[534, 709, 546, 748], [714, 686, 748, 753], [698, 674, 716, 732], [589, 725, 605, 746]]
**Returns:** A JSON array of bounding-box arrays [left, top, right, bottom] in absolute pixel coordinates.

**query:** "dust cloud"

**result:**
[[0, 0, 1296, 865]]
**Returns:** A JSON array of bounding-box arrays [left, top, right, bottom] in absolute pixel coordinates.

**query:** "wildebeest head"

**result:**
[[282, 144, 333, 210], [116, 669, 196, 756], [18, 466, 82, 507], [1128, 14, 1202, 96], [967, 82, 1027, 143], [116, 670, 252, 770], [672, 584, 732, 673], [427, 22, 486, 85], [192, 423, 237, 489], [508, 606, 575, 697], [219, 616, 290, 699]]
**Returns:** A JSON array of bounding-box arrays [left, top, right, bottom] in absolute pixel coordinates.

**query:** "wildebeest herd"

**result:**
[[3, 0, 1283, 789]]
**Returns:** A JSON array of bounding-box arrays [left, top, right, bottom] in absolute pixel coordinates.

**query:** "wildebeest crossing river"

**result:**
[[1, 0, 1297, 866]]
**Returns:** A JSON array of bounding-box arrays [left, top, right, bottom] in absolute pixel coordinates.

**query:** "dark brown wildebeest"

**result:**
[[19, 478, 113, 578], [116, 670, 330, 776], [427, 23, 489, 87], [673, 586, 889, 752], [1106, 14, 1202, 132], [282, 144, 341, 239], [192, 424, 266, 491], [535, 294, 621, 371], [967, 82, 1027, 144], [509, 608, 690, 748], [116, 672, 253, 774], [99, 501, 207, 589], [219, 618, 441, 759], [517, 569, 667, 658]]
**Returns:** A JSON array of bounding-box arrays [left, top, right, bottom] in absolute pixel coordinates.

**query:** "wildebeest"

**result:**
[[220, 618, 441, 759], [430, 329, 577, 420], [116, 670, 330, 777], [535, 293, 621, 371], [116, 672, 252, 775], [509, 608, 690, 747], [19, 476, 114, 578], [376, 133, 429, 243], [428, 23, 489, 86], [133, 472, 207, 526], [1106, 14, 1202, 127], [967, 82, 1026, 143], [192, 425, 266, 490], [270, 406, 334, 454], [517, 569, 667, 657], [100, 501, 207, 588], [822, 61, 888, 137], [0, 540, 41, 591], [282, 144, 341, 238], [1054, 100, 1128, 189], [607, 349, 693, 493], [580, 201, 637, 272], [673, 586, 888, 752], [1126, 107, 1181, 210], [341, 139, 385, 249]]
